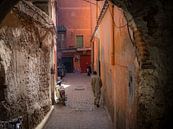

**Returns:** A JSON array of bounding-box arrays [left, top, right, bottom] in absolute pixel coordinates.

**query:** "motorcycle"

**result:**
[[55, 78, 66, 105]]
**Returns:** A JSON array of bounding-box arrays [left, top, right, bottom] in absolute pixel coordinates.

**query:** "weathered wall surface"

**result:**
[[0, 1, 54, 128], [95, 0, 173, 129], [99, 6, 115, 122], [124, 0, 173, 129], [93, 3, 137, 129], [93, 0, 173, 129]]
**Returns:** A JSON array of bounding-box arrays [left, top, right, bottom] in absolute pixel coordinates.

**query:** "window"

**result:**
[[58, 33, 65, 48], [76, 35, 83, 48], [57, 25, 66, 49], [58, 33, 65, 41]]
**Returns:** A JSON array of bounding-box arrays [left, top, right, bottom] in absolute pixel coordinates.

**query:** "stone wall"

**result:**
[[0, 1, 55, 129], [110, 0, 173, 129], [126, 0, 173, 129]]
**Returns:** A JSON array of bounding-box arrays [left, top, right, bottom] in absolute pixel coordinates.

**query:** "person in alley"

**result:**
[[91, 71, 102, 107]]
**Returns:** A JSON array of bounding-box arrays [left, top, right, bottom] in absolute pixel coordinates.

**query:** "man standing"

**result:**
[[87, 65, 91, 76], [91, 71, 102, 107]]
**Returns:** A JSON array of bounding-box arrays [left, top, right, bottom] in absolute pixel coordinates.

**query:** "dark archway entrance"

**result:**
[[62, 57, 74, 73], [0, 61, 7, 120]]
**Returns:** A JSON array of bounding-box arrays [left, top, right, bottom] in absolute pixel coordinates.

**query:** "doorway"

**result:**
[[62, 57, 74, 73]]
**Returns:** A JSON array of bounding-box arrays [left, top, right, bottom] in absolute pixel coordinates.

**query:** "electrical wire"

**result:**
[[127, 22, 135, 46], [108, 5, 131, 28], [107, 2, 135, 46], [82, 0, 96, 5], [90, 0, 109, 41]]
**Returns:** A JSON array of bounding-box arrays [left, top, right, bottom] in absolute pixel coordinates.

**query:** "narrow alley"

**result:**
[[0, 0, 173, 129], [44, 73, 112, 129]]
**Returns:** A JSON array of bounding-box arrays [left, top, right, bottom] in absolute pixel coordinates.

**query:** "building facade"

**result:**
[[57, 0, 94, 73], [92, 1, 137, 129], [91, 0, 173, 129]]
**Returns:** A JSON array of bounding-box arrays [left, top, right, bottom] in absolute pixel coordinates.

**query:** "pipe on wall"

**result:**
[[111, 4, 115, 65]]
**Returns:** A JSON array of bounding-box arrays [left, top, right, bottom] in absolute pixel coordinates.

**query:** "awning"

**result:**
[[77, 48, 91, 51]]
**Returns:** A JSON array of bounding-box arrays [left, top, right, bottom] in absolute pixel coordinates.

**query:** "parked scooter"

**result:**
[[55, 78, 66, 105], [0, 116, 23, 129]]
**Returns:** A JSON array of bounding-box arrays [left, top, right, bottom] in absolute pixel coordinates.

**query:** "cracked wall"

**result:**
[[111, 0, 173, 129], [0, 3, 54, 128], [126, 0, 173, 129]]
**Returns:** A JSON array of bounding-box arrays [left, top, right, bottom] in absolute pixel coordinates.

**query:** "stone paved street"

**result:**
[[44, 73, 112, 129]]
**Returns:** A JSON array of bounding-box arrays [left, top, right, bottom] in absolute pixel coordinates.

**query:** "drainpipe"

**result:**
[[91, 41, 94, 71], [111, 4, 115, 65], [50, 42, 55, 105], [109, 0, 152, 68], [96, 1, 98, 19]]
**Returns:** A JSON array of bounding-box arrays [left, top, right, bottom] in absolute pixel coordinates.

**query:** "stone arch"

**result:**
[[110, 0, 154, 69], [110, 1, 163, 129], [110, 0, 173, 129]]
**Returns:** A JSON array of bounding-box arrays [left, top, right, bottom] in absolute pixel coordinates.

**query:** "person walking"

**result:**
[[87, 65, 91, 76], [91, 71, 102, 107]]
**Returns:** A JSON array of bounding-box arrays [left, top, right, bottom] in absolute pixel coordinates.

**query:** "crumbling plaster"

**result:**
[[0, 1, 55, 129]]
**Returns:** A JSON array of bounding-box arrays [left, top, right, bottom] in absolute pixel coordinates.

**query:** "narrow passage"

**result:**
[[44, 73, 112, 129]]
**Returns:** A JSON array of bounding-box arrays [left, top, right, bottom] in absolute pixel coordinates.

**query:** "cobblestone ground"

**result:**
[[44, 73, 112, 129]]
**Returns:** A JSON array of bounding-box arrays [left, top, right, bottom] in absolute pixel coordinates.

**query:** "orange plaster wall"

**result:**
[[57, 0, 95, 48], [93, 3, 137, 129]]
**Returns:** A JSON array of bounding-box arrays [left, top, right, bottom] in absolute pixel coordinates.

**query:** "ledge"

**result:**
[[14, 0, 54, 29], [35, 105, 54, 129]]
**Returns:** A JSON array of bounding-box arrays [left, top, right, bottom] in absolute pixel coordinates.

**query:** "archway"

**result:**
[[110, 0, 173, 129]]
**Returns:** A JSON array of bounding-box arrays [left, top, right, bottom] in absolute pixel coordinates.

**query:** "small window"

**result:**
[[58, 33, 65, 41], [58, 33, 65, 48], [76, 35, 83, 48]]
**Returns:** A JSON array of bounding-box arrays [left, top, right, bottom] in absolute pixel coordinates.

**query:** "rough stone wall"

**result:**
[[0, 1, 54, 128], [111, 0, 173, 129], [127, 1, 173, 129]]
